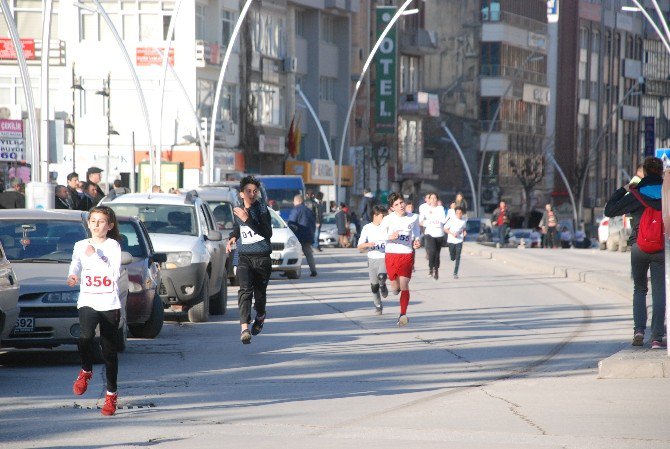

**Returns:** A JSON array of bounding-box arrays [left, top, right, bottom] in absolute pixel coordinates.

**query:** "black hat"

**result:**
[[86, 166, 103, 175]]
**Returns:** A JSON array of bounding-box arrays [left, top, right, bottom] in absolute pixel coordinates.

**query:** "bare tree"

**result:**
[[510, 155, 545, 227]]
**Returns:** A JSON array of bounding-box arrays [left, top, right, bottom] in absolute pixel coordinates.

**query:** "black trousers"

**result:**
[[448, 242, 463, 275], [237, 253, 272, 325], [78, 306, 120, 392], [424, 235, 444, 270]]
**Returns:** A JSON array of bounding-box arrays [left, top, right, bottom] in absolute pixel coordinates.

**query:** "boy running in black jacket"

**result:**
[[226, 176, 273, 344]]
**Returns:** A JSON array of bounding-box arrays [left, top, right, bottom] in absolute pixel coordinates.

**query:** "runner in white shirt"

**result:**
[[67, 206, 123, 416], [419, 192, 447, 280], [357, 205, 389, 315], [444, 206, 468, 279], [380, 193, 421, 326]]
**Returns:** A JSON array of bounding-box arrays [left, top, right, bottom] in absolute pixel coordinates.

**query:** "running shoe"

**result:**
[[101, 392, 117, 416], [651, 340, 667, 349], [397, 314, 409, 327], [632, 329, 644, 346], [453, 274, 459, 279], [251, 314, 266, 336], [240, 329, 252, 344], [392, 289, 400, 296], [380, 284, 388, 298], [73, 369, 92, 396], [428, 268, 433, 277], [433, 269, 439, 280], [310, 271, 318, 277], [375, 306, 383, 315]]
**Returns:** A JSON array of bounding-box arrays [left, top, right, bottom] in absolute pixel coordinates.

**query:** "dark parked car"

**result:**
[[117, 216, 167, 339]]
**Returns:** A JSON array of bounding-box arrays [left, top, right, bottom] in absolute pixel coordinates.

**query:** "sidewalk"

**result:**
[[465, 243, 670, 378]]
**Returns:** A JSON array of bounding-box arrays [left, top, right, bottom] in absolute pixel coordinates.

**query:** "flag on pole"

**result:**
[[287, 114, 296, 158], [294, 113, 302, 158]]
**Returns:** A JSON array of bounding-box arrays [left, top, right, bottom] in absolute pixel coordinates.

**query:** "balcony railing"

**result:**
[[480, 64, 547, 85], [481, 10, 547, 35], [480, 119, 546, 137]]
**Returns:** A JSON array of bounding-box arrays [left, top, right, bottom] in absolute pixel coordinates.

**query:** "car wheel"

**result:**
[[129, 294, 164, 339], [188, 278, 210, 323], [286, 270, 301, 279], [210, 274, 228, 316]]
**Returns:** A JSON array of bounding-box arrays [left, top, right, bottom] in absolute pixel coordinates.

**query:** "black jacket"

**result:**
[[0, 190, 25, 209], [604, 174, 662, 244], [229, 199, 273, 255], [359, 196, 375, 222], [66, 186, 81, 210], [55, 196, 71, 209]]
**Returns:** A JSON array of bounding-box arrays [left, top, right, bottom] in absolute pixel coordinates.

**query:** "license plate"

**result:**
[[14, 317, 34, 333], [271, 252, 281, 260]]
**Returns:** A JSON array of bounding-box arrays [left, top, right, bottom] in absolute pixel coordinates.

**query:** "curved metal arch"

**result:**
[[337, 1, 414, 204]]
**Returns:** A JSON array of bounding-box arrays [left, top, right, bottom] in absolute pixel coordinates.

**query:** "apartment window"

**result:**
[[195, 4, 205, 40], [480, 42, 501, 76], [400, 55, 420, 94], [321, 15, 335, 44], [580, 27, 589, 50], [295, 10, 305, 38], [221, 85, 238, 123], [250, 82, 283, 127], [221, 9, 236, 47], [78, 1, 174, 42], [319, 77, 336, 102], [591, 31, 600, 54], [250, 9, 286, 59]]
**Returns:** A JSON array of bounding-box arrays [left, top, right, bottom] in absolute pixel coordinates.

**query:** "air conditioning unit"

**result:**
[[283, 56, 297, 73], [481, 186, 500, 205]]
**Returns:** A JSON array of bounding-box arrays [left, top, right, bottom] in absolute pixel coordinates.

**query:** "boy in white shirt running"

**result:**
[[419, 192, 447, 280], [357, 205, 389, 315], [444, 206, 468, 279], [380, 192, 421, 326]]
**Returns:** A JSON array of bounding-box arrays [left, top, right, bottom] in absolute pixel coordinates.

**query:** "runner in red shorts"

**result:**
[[380, 192, 421, 326]]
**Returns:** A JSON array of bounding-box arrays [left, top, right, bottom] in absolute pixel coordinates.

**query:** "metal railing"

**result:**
[[482, 10, 548, 35], [480, 64, 547, 85], [480, 119, 546, 136]]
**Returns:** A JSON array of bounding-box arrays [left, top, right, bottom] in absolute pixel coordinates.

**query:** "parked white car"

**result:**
[[598, 215, 631, 251], [0, 240, 19, 343], [102, 191, 228, 322], [268, 207, 303, 279]]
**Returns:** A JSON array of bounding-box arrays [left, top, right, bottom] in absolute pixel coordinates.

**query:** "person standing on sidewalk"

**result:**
[[380, 192, 421, 326], [604, 156, 666, 350], [419, 192, 446, 280], [491, 201, 510, 246], [288, 194, 318, 277], [540, 204, 559, 249], [359, 187, 376, 228], [358, 205, 389, 314], [67, 206, 122, 416], [305, 190, 323, 252], [444, 206, 467, 279], [226, 176, 273, 345]]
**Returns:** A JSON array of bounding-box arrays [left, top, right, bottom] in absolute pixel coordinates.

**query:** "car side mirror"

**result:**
[[206, 230, 222, 241], [152, 252, 167, 263], [121, 251, 133, 265]]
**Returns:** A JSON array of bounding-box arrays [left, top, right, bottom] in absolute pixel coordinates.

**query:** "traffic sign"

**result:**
[[655, 148, 670, 167]]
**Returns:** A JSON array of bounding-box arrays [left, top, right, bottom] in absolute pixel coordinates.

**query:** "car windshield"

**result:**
[[0, 220, 87, 262], [465, 220, 481, 233], [322, 214, 337, 225], [118, 221, 147, 258], [266, 188, 301, 212], [207, 201, 235, 230], [268, 208, 286, 229], [108, 204, 198, 236]]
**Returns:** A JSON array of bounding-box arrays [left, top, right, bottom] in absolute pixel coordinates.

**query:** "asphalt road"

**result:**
[[1, 246, 669, 449]]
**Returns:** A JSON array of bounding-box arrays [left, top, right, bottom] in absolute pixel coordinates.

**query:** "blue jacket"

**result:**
[[288, 203, 316, 245]]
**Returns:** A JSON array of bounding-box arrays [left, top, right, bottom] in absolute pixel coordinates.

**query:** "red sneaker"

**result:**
[[101, 392, 117, 416], [73, 370, 92, 396]]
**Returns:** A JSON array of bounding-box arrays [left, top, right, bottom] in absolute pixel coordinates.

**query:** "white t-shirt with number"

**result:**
[[419, 205, 447, 238], [239, 224, 265, 244], [69, 238, 122, 311], [445, 216, 467, 244], [358, 222, 387, 259], [381, 212, 421, 254]]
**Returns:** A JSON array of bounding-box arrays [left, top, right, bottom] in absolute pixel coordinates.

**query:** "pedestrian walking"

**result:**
[[335, 203, 350, 248], [66, 172, 82, 210], [491, 200, 510, 246], [0, 178, 25, 209], [86, 167, 105, 203], [225, 176, 273, 345], [288, 194, 318, 277], [359, 187, 376, 227], [454, 192, 468, 214], [380, 192, 421, 326], [67, 206, 123, 416], [54, 185, 71, 209], [357, 205, 389, 314], [419, 192, 446, 280], [444, 206, 467, 279], [314, 191, 325, 251], [604, 156, 667, 349], [540, 204, 559, 248], [304, 190, 322, 252]]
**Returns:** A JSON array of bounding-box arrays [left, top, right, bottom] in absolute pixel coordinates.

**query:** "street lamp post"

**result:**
[[477, 52, 544, 217], [440, 123, 478, 216], [337, 1, 415, 204], [96, 73, 119, 195], [66, 64, 84, 173]]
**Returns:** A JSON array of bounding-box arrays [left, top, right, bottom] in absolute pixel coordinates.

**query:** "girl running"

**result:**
[[67, 206, 122, 416], [357, 205, 389, 315], [380, 193, 421, 326]]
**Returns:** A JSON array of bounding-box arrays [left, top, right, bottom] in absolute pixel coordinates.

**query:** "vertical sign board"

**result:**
[[644, 116, 655, 157], [375, 7, 397, 135], [0, 119, 25, 162]]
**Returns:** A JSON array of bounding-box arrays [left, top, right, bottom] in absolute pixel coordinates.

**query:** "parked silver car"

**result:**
[[0, 240, 20, 343]]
